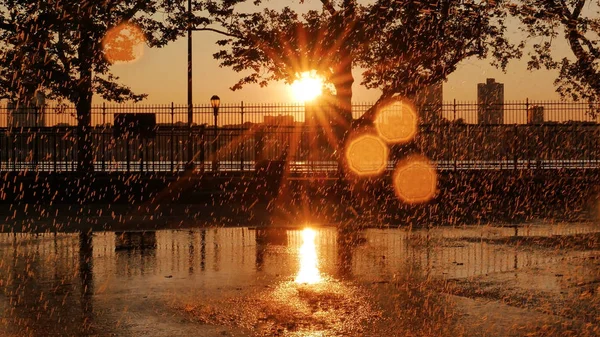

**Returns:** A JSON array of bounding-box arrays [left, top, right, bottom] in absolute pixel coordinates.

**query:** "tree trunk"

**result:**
[[76, 95, 93, 173], [332, 57, 354, 145], [76, 33, 94, 174]]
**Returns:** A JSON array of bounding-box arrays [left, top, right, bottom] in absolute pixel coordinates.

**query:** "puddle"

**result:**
[[0, 224, 598, 336]]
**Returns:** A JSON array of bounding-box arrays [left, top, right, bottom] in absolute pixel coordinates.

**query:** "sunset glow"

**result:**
[[290, 72, 324, 102]]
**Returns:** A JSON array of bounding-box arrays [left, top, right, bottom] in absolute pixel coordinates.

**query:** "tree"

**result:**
[[196, 0, 519, 129], [0, 0, 187, 172], [508, 0, 600, 111]]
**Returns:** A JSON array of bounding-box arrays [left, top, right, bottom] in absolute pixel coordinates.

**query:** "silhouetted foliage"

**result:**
[[509, 0, 600, 112], [195, 0, 521, 124], [0, 0, 187, 171]]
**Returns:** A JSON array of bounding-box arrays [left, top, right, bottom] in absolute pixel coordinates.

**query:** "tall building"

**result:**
[[477, 78, 504, 124], [414, 82, 443, 124], [7, 91, 46, 127]]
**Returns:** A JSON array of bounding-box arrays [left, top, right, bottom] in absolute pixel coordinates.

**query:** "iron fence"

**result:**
[[0, 100, 599, 173]]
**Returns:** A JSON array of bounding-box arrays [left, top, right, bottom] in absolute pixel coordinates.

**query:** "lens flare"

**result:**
[[295, 228, 321, 284], [102, 22, 146, 64], [345, 134, 389, 176], [393, 156, 438, 204], [290, 71, 324, 102], [375, 100, 418, 144]]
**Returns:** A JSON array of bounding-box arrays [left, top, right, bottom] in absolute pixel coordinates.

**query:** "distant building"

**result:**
[[7, 91, 46, 127], [527, 106, 544, 124], [477, 78, 504, 124], [414, 82, 443, 124]]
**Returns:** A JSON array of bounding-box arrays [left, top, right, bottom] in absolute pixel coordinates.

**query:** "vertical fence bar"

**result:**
[[200, 124, 205, 173], [139, 137, 144, 173], [240, 101, 244, 171], [513, 124, 518, 170], [213, 107, 218, 172], [102, 102, 106, 172], [171, 102, 174, 172], [0, 131, 3, 172], [453, 99, 457, 171], [53, 133, 57, 172], [11, 131, 16, 172]]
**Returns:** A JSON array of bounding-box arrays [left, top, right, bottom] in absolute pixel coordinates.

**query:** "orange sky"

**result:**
[[104, 5, 572, 105]]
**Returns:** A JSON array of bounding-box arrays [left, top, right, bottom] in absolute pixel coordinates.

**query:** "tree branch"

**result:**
[[572, 0, 585, 19], [122, 0, 147, 21], [56, 32, 72, 74], [320, 0, 336, 15], [0, 18, 14, 31], [193, 27, 244, 39]]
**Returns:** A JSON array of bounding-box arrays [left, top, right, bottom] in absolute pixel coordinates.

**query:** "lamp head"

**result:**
[[210, 95, 221, 108]]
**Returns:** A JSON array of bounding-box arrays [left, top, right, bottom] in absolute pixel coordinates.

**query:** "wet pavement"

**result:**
[[0, 223, 599, 336]]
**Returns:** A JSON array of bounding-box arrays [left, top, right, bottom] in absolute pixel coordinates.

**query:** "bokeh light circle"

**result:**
[[345, 134, 389, 177], [102, 22, 146, 64], [393, 156, 437, 204], [375, 100, 418, 144]]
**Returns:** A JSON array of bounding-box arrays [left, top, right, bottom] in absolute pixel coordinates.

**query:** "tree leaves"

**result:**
[[511, 0, 600, 113], [0, 0, 189, 105], [195, 0, 521, 121]]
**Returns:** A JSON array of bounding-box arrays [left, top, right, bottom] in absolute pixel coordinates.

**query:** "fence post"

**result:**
[[102, 102, 106, 172], [53, 132, 57, 172], [199, 124, 205, 173], [255, 126, 265, 168], [34, 106, 39, 170], [240, 101, 245, 171], [453, 99, 457, 171], [170, 102, 174, 172], [514, 124, 518, 170], [213, 106, 219, 172]]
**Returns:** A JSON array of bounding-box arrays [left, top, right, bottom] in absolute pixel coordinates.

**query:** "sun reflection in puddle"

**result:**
[[295, 228, 322, 284]]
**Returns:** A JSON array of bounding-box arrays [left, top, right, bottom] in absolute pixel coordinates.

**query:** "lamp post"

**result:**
[[210, 95, 220, 172], [186, 0, 194, 172]]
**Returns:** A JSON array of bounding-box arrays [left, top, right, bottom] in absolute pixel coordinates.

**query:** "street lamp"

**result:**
[[210, 95, 220, 172], [186, 0, 194, 172]]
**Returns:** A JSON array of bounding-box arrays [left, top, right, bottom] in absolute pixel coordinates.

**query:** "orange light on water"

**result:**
[[102, 22, 146, 64], [375, 100, 418, 144], [393, 156, 437, 204], [345, 134, 389, 177], [295, 228, 321, 284]]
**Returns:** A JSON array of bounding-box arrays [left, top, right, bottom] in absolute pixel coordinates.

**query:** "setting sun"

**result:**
[[290, 71, 324, 102]]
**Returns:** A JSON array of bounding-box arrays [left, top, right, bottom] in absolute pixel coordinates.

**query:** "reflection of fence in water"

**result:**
[[356, 226, 600, 280], [0, 233, 80, 281], [0, 225, 597, 285]]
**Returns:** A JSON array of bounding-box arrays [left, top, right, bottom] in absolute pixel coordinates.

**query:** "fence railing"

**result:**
[[1, 100, 598, 127], [0, 101, 599, 173]]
